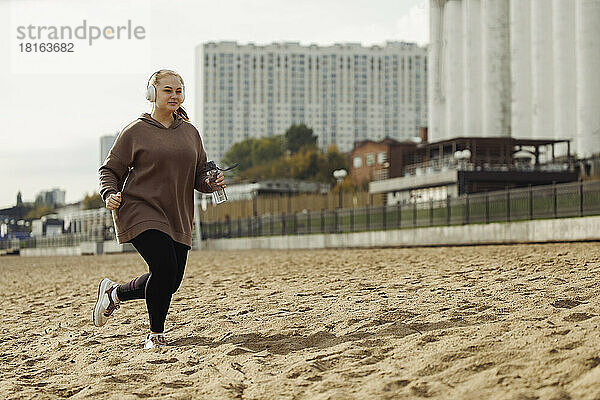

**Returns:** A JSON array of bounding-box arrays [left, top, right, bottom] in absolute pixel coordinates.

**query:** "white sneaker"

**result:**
[[93, 278, 120, 327], [144, 333, 167, 349]]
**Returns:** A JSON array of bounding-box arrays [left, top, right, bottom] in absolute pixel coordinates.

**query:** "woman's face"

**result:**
[[154, 74, 184, 112]]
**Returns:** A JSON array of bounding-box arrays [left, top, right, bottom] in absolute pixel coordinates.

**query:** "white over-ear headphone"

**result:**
[[145, 70, 185, 103], [145, 70, 158, 102]]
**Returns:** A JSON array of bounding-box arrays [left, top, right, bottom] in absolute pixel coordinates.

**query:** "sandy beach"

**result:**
[[1, 242, 599, 399]]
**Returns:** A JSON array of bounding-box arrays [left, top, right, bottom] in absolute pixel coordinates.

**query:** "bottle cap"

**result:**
[[205, 160, 217, 171]]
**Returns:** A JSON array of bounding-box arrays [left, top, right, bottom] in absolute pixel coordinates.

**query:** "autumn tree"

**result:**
[[24, 205, 55, 220], [221, 124, 351, 186], [284, 124, 318, 154], [82, 192, 104, 210]]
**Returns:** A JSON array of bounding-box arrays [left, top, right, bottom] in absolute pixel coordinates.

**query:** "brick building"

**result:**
[[349, 138, 417, 185]]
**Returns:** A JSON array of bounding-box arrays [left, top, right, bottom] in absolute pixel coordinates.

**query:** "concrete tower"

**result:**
[[462, 0, 482, 136], [576, 0, 600, 158], [429, 0, 600, 157], [509, 0, 532, 139]]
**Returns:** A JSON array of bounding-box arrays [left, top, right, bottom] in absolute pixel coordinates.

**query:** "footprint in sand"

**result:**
[[252, 350, 270, 359], [182, 369, 197, 376], [132, 391, 153, 398], [47, 386, 84, 397], [554, 340, 583, 351], [584, 357, 600, 369], [103, 375, 127, 384], [563, 312, 593, 322], [221, 382, 247, 396], [146, 357, 178, 364], [552, 299, 583, 309], [383, 379, 410, 391], [343, 368, 377, 379], [163, 380, 193, 389], [418, 334, 440, 345], [225, 346, 254, 356], [306, 375, 323, 381], [416, 362, 451, 377], [468, 361, 495, 372], [410, 382, 431, 397]]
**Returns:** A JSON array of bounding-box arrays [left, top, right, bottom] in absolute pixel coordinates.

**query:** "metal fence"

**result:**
[[4, 180, 600, 250], [201, 180, 600, 239], [200, 190, 381, 222], [18, 232, 92, 249], [0, 238, 20, 252], [1, 230, 112, 250]]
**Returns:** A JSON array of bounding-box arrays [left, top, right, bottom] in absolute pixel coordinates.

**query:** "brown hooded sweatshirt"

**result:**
[[98, 113, 213, 248]]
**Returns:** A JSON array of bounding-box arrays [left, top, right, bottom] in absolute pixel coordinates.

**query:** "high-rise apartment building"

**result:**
[[35, 188, 65, 208], [100, 133, 118, 166], [196, 41, 427, 162]]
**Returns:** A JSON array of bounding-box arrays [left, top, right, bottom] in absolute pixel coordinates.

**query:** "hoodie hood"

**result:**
[[139, 113, 184, 129]]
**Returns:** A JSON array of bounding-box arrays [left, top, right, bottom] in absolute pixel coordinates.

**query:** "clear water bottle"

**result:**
[[205, 161, 228, 204]]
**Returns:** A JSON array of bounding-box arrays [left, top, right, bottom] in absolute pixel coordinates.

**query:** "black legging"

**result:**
[[116, 229, 190, 333]]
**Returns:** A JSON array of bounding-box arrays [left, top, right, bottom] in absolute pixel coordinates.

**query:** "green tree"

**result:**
[[222, 125, 351, 185], [252, 136, 285, 166], [284, 124, 317, 154], [222, 138, 256, 172], [222, 136, 285, 178], [82, 192, 104, 210]]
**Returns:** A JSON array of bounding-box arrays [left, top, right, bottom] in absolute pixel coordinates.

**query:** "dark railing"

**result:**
[[403, 158, 573, 176], [201, 180, 600, 240], [5, 180, 599, 249]]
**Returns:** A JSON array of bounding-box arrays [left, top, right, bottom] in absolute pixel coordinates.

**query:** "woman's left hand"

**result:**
[[205, 172, 227, 190]]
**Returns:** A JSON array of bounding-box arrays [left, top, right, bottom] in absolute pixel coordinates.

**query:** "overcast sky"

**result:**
[[0, 0, 428, 209]]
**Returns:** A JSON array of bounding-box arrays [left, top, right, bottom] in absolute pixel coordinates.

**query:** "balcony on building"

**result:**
[[366, 137, 578, 204]]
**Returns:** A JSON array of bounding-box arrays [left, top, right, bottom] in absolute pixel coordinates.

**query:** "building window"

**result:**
[[377, 152, 387, 164], [353, 156, 362, 168], [366, 153, 375, 166]]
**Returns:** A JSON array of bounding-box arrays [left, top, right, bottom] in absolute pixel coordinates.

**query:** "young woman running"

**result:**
[[94, 69, 225, 349]]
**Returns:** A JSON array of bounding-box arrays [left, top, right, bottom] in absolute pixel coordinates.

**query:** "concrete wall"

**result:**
[[21, 246, 82, 257], [81, 241, 103, 255], [20, 240, 136, 257], [103, 241, 136, 254], [203, 215, 600, 250], [17, 216, 600, 255]]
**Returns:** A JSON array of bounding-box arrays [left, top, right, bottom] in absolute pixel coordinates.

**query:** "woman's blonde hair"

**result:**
[[149, 69, 190, 121]]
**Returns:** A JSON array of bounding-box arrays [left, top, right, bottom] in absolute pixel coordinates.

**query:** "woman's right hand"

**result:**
[[106, 192, 122, 210]]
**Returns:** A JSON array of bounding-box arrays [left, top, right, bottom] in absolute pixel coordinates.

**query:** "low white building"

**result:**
[[31, 215, 64, 237]]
